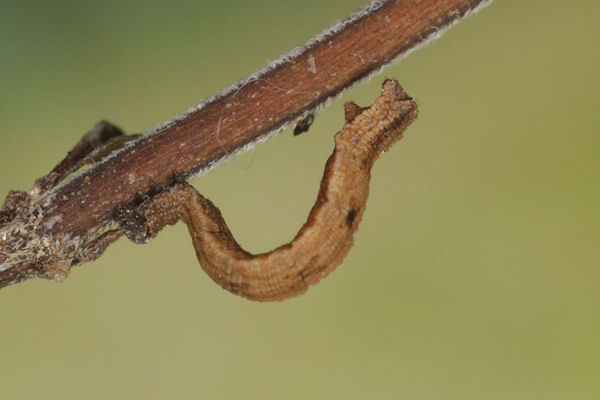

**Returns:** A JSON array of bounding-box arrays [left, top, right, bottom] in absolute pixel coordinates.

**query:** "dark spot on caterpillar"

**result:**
[[229, 280, 251, 290], [297, 266, 310, 281], [346, 208, 357, 227], [293, 114, 315, 136]]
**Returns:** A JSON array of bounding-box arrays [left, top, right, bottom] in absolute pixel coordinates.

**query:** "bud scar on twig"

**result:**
[[116, 79, 418, 301]]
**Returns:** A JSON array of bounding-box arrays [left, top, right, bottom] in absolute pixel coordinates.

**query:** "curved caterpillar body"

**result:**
[[119, 79, 418, 301]]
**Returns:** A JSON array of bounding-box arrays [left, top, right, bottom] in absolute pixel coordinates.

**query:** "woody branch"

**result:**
[[0, 0, 492, 288]]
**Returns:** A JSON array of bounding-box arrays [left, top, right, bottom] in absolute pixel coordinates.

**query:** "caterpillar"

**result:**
[[118, 79, 418, 301]]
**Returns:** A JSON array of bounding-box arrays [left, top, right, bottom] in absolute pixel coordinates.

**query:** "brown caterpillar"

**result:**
[[118, 79, 418, 301]]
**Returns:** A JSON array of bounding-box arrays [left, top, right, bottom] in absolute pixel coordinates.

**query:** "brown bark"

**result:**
[[46, 0, 491, 237]]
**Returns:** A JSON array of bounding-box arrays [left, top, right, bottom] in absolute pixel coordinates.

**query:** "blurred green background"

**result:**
[[1, 1, 599, 399]]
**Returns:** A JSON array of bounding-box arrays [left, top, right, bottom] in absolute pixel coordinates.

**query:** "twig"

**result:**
[[0, 0, 493, 289]]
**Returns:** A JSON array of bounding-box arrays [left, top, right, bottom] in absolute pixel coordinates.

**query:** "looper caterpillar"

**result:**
[[116, 79, 418, 301]]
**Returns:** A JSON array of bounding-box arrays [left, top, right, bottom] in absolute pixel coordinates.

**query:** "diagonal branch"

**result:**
[[0, 0, 493, 289]]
